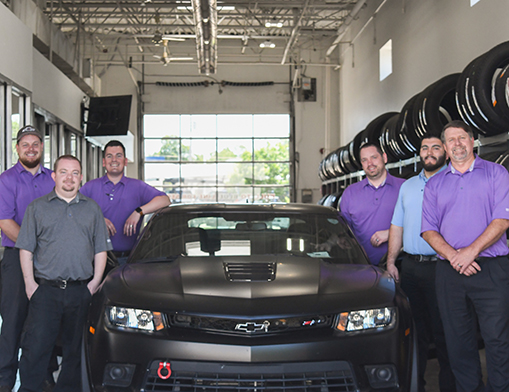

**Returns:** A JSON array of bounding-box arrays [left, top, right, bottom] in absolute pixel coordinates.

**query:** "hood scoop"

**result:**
[[224, 262, 276, 282]]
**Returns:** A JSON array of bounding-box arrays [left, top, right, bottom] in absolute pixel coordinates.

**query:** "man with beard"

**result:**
[[421, 120, 509, 392], [16, 155, 111, 392], [340, 143, 405, 265], [0, 126, 55, 392], [80, 140, 169, 263], [386, 135, 455, 392]]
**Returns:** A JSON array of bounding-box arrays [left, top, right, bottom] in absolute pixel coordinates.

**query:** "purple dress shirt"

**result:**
[[80, 174, 166, 252], [0, 162, 55, 247], [340, 172, 405, 265], [421, 157, 509, 258]]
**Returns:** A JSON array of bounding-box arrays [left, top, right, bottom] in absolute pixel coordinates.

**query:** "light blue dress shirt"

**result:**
[[391, 165, 446, 255]]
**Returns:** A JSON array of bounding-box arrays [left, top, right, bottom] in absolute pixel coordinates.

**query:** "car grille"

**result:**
[[224, 262, 276, 282], [169, 314, 334, 335], [143, 360, 357, 391]]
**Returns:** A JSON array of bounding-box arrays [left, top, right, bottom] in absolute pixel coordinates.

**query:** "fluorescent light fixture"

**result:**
[[265, 21, 283, 28], [260, 40, 276, 48]]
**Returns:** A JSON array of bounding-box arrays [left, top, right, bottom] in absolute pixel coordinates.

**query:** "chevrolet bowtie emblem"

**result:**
[[235, 320, 270, 333]]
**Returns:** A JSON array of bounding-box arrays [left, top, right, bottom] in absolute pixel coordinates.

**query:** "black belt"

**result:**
[[403, 252, 438, 262], [475, 255, 508, 262], [36, 278, 89, 289], [112, 251, 130, 258]]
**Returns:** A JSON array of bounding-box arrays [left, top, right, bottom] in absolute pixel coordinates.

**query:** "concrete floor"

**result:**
[[424, 348, 487, 392]]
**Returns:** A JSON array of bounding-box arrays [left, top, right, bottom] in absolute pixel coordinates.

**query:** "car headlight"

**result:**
[[334, 307, 396, 333], [106, 306, 165, 332]]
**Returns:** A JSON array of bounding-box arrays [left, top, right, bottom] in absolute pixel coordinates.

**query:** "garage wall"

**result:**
[[32, 49, 83, 130], [338, 0, 509, 144], [0, 2, 32, 91], [99, 56, 338, 203], [0, 4, 85, 131]]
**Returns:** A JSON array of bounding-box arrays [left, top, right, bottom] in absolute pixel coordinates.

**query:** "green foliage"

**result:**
[[230, 141, 290, 202], [153, 138, 290, 202], [154, 138, 190, 161]]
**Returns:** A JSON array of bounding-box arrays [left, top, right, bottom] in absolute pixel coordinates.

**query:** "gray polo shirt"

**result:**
[[16, 189, 112, 281]]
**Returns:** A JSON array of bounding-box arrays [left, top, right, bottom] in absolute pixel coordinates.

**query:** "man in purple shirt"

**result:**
[[0, 126, 55, 392], [80, 140, 170, 262], [340, 143, 405, 265], [422, 120, 509, 392]]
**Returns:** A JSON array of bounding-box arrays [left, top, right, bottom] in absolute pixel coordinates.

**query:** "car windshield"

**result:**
[[130, 210, 368, 265]]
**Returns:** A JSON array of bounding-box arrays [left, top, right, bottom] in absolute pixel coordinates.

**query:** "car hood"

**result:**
[[101, 256, 396, 315]]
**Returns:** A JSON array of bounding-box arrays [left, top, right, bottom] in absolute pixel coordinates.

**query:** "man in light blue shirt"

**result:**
[[386, 135, 455, 392]]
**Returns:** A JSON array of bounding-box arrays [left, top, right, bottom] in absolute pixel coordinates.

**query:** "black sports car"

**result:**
[[82, 203, 417, 392]]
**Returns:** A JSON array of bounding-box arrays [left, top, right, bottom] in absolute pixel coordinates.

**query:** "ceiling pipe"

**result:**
[[325, 0, 367, 57], [280, 0, 310, 65], [191, 0, 218, 74]]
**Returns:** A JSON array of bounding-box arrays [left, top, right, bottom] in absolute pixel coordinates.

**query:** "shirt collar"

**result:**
[[419, 164, 447, 183], [103, 173, 125, 185], [364, 171, 390, 189], [47, 189, 85, 204], [448, 155, 478, 175], [15, 161, 49, 176]]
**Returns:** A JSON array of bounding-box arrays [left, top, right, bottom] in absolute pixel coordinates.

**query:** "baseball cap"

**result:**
[[16, 125, 43, 143]]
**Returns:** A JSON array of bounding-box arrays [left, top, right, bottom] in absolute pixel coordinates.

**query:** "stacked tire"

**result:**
[[456, 41, 509, 135], [319, 40, 509, 201]]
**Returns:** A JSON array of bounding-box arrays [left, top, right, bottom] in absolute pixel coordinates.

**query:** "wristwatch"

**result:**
[[135, 207, 144, 216]]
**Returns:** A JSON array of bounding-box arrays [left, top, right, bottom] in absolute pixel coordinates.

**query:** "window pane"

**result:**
[[181, 163, 216, 186], [164, 188, 186, 204], [185, 115, 216, 138], [179, 115, 191, 137], [217, 139, 252, 161], [218, 162, 254, 186], [181, 139, 216, 162], [143, 114, 291, 203], [182, 187, 217, 203], [44, 127, 51, 169], [254, 162, 290, 184], [11, 113, 20, 165], [145, 138, 180, 161], [144, 114, 180, 137], [217, 115, 253, 138], [254, 139, 290, 162], [254, 115, 290, 137], [217, 186, 253, 203], [145, 163, 180, 187], [254, 187, 290, 203]]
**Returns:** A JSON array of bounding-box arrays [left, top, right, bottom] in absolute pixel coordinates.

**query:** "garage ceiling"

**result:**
[[42, 0, 365, 73]]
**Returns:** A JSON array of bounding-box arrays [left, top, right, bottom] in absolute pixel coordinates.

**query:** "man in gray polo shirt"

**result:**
[[16, 155, 112, 392]]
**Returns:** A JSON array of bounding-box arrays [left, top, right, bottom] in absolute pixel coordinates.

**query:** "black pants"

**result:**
[[19, 283, 91, 392], [436, 257, 509, 392], [400, 255, 456, 392], [0, 248, 29, 388]]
